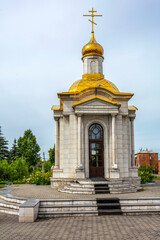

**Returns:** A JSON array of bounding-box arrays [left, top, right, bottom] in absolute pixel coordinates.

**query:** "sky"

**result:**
[[0, 0, 160, 159]]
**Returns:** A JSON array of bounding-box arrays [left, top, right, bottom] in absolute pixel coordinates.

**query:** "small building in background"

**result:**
[[135, 149, 159, 173]]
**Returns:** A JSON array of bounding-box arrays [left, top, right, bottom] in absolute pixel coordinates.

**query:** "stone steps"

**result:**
[[0, 196, 21, 215], [0, 199, 19, 210], [58, 179, 141, 194], [59, 189, 95, 194], [123, 210, 160, 214], [38, 199, 98, 217], [0, 206, 19, 215], [94, 183, 110, 194], [59, 181, 96, 194], [70, 183, 94, 188], [97, 203, 121, 209], [64, 186, 94, 192], [98, 209, 122, 215], [97, 198, 122, 215], [38, 211, 98, 217], [0, 195, 25, 204], [120, 198, 160, 214], [40, 205, 97, 210], [78, 181, 109, 185]]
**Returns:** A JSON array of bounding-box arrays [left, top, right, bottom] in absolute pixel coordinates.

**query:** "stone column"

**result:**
[[82, 118, 85, 168], [77, 114, 82, 168], [54, 117, 59, 168], [111, 114, 117, 167], [130, 117, 135, 167]]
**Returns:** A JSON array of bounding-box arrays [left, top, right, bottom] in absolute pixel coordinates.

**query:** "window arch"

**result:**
[[90, 61, 96, 73], [89, 123, 103, 140]]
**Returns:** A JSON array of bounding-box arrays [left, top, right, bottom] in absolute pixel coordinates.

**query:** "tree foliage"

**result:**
[[138, 165, 154, 184], [0, 126, 8, 161], [8, 138, 18, 163], [48, 146, 55, 165], [27, 170, 52, 185], [10, 158, 29, 181], [44, 160, 52, 172], [0, 157, 28, 181], [0, 159, 10, 180], [17, 129, 40, 168]]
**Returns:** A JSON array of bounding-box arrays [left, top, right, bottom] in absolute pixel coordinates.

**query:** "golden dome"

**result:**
[[82, 33, 104, 58], [68, 74, 119, 93]]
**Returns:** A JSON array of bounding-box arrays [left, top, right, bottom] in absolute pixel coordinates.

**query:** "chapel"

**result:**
[[51, 9, 141, 193]]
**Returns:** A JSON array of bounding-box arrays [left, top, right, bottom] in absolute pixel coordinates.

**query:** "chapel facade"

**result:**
[[51, 9, 140, 192]]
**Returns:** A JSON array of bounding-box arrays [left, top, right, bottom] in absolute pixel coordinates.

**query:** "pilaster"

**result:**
[[130, 117, 135, 167], [54, 117, 59, 169]]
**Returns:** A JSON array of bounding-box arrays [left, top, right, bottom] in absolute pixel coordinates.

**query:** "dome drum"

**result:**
[[83, 55, 103, 75]]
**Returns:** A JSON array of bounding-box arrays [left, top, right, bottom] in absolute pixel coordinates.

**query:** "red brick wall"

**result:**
[[158, 162, 160, 175], [136, 153, 158, 170], [150, 153, 158, 169]]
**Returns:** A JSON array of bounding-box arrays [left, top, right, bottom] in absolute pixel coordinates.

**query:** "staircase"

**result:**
[[1, 191, 160, 221], [97, 198, 122, 215], [120, 198, 160, 214], [58, 178, 141, 195], [0, 195, 25, 216], [94, 183, 110, 194], [38, 199, 98, 218], [60, 182, 95, 194]]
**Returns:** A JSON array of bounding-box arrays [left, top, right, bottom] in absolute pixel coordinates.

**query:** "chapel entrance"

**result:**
[[89, 123, 104, 178]]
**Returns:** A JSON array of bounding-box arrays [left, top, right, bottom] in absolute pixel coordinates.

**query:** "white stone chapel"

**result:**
[[51, 9, 140, 192]]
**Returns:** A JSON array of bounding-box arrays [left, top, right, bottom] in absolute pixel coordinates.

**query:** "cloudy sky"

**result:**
[[0, 0, 160, 158]]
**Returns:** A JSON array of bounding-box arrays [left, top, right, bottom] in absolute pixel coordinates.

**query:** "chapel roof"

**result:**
[[68, 74, 119, 94]]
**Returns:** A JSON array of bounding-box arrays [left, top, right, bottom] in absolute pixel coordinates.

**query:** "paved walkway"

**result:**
[[1, 182, 160, 239], [1, 212, 160, 240], [8, 181, 160, 199]]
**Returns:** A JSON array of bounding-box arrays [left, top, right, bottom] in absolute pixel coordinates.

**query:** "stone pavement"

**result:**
[[1, 212, 160, 240], [9, 181, 160, 199]]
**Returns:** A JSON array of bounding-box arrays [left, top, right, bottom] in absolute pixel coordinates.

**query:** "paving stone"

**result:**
[[8, 181, 160, 200], [1, 213, 160, 240]]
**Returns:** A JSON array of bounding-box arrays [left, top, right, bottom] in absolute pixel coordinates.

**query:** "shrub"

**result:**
[[0, 158, 28, 182], [138, 165, 154, 184], [0, 160, 10, 180], [44, 160, 52, 172], [27, 170, 52, 185], [9, 157, 29, 181]]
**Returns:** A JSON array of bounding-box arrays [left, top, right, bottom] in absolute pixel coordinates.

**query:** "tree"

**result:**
[[44, 160, 52, 172], [17, 129, 40, 169], [48, 146, 55, 165], [138, 165, 154, 184], [8, 138, 18, 163], [0, 159, 10, 180], [9, 157, 29, 181], [0, 126, 8, 161]]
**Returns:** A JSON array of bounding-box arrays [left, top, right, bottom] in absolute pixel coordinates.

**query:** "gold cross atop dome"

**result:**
[[83, 8, 102, 34], [82, 8, 103, 58]]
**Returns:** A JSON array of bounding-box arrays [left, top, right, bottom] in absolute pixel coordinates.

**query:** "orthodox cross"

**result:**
[[83, 8, 102, 33]]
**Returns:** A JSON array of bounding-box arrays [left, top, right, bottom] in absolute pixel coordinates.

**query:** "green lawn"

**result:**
[[154, 175, 160, 180], [0, 184, 5, 188]]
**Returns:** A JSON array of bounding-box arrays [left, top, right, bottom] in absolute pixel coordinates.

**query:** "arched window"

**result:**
[[90, 61, 96, 73], [89, 124, 103, 140]]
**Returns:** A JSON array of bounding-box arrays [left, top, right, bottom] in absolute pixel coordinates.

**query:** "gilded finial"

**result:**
[[83, 8, 102, 34]]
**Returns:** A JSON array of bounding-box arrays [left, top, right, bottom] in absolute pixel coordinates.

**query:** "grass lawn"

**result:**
[[0, 180, 26, 189], [0, 184, 5, 188], [154, 175, 160, 180]]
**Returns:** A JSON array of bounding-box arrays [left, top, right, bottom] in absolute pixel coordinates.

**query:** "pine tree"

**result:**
[[8, 138, 18, 163], [0, 126, 8, 161]]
